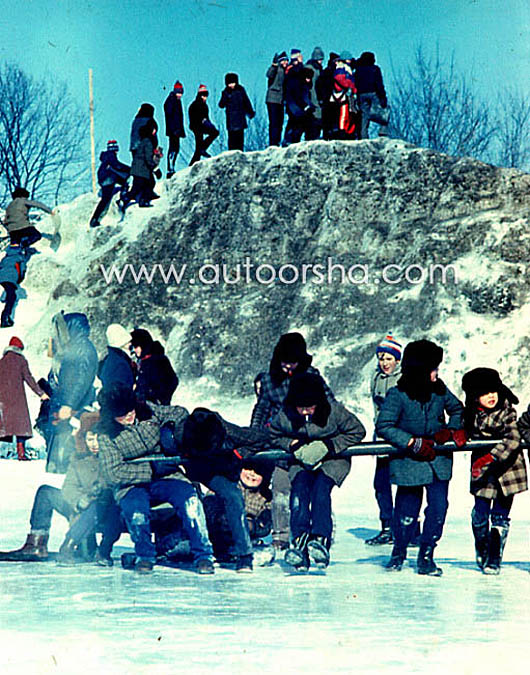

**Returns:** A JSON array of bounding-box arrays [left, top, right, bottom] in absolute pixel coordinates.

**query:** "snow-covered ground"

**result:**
[[1, 445, 529, 675]]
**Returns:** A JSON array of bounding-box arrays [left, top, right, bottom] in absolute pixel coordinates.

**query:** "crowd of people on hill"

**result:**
[[0, 316, 529, 579]]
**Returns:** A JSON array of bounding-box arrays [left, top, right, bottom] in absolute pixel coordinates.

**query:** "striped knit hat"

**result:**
[[376, 335, 402, 361], [173, 81, 184, 93], [198, 84, 208, 95], [107, 139, 119, 152]]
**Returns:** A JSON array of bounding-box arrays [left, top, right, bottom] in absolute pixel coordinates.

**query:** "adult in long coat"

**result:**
[[376, 339, 465, 576], [0, 336, 47, 460], [130, 328, 178, 405], [265, 52, 288, 145], [163, 81, 186, 177], [218, 73, 255, 151]]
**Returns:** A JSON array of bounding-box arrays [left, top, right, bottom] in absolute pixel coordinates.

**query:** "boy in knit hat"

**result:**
[[188, 84, 219, 165], [90, 140, 130, 228], [164, 81, 186, 178]]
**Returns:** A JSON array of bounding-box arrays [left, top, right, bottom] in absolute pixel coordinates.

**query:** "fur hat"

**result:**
[[8, 336, 24, 350], [358, 51, 376, 66], [98, 384, 137, 418], [269, 332, 312, 384], [285, 372, 326, 408], [376, 335, 402, 361], [130, 328, 154, 351], [106, 323, 130, 349], [462, 368, 518, 405], [12, 186, 30, 199], [398, 339, 445, 403], [225, 72, 239, 86], [182, 408, 226, 454]]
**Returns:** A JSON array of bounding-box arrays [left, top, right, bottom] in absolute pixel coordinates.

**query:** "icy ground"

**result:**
[[1, 448, 529, 674]]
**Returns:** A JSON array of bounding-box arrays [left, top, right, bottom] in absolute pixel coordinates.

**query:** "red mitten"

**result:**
[[452, 429, 467, 448], [433, 429, 452, 445], [471, 453, 494, 479], [411, 437, 435, 462]]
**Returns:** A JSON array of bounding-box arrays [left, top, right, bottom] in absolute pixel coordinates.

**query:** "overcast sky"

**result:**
[[1, 0, 529, 176]]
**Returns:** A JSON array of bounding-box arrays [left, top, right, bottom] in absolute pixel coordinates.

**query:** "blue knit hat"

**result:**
[[107, 139, 119, 152], [376, 335, 402, 361]]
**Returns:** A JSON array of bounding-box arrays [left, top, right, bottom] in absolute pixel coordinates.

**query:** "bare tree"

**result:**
[[494, 87, 530, 171], [0, 63, 89, 204], [389, 46, 495, 161]]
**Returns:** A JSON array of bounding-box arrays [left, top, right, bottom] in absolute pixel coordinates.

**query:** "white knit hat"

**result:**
[[106, 323, 131, 348]]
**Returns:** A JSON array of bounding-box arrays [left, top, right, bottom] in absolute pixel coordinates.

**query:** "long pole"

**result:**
[[89, 68, 96, 195]]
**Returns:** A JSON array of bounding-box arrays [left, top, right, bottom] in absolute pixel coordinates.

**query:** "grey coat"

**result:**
[[375, 384, 464, 486], [266, 64, 285, 105], [269, 401, 366, 486], [131, 138, 156, 180]]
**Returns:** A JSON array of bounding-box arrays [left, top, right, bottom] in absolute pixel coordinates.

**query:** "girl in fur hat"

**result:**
[[462, 368, 528, 575]]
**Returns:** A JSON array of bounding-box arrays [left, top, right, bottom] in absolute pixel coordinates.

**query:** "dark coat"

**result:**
[[0, 347, 43, 437], [354, 64, 387, 106], [135, 342, 178, 406], [131, 136, 156, 180], [48, 312, 98, 412], [284, 66, 313, 118], [375, 383, 464, 486], [219, 85, 255, 131], [270, 400, 366, 486], [97, 150, 130, 187], [188, 97, 210, 132], [130, 104, 157, 153], [98, 347, 135, 391], [164, 92, 186, 138]]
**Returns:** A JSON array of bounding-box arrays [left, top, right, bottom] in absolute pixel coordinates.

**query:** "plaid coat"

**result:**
[[471, 400, 528, 499], [98, 404, 189, 502], [251, 365, 334, 429]]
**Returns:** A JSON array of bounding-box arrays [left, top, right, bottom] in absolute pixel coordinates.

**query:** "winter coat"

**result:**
[[135, 343, 178, 405], [332, 59, 356, 103], [468, 400, 528, 499], [131, 137, 156, 180], [371, 364, 402, 418], [270, 400, 366, 487], [60, 451, 104, 512], [0, 245, 29, 285], [188, 97, 210, 132], [164, 92, 186, 138], [266, 64, 286, 105], [98, 403, 189, 502], [130, 107, 157, 153], [375, 383, 464, 486], [97, 150, 130, 187], [354, 64, 387, 106], [48, 312, 98, 412], [4, 198, 53, 233], [0, 347, 43, 437], [251, 365, 334, 429], [306, 59, 323, 119], [98, 347, 135, 391], [218, 85, 255, 132], [284, 66, 313, 118], [181, 412, 274, 485]]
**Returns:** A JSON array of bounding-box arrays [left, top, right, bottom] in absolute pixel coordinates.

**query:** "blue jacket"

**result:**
[[376, 384, 463, 485], [98, 347, 135, 391], [218, 85, 255, 132], [0, 245, 28, 285], [97, 150, 130, 187]]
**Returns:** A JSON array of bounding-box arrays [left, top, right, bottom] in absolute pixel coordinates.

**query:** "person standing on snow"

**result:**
[[265, 51, 289, 146], [218, 73, 255, 151], [354, 51, 388, 139], [3, 187, 57, 248], [164, 81, 186, 178], [463, 368, 527, 575], [188, 84, 219, 165], [0, 336, 48, 460], [376, 339, 465, 576], [89, 140, 130, 228]]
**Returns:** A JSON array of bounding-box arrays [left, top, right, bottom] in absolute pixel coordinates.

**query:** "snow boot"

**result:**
[[95, 548, 114, 567], [365, 520, 393, 546], [483, 519, 509, 575], [307, 535, 331, 569], [16, 441, 29, 461], [235, 554, 253, 574], [284, 532, 310, 571], [134, 558, 154, 574], [253, 545, 276, 567], [385, 547, 406, 572], [196, 558, 215, 575], [417, 544, 443, 577], [56, 537, 80, 566], [89, 218, 100, 228], [0, 532, 49, 561], [471, 509, 490, 570], [0, 315, 14, 328]]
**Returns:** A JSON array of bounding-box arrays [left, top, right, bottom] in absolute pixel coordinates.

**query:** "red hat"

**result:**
[[173, 81, 184, 93], [9, 336, 24, 350], [198, 84, 208, 95]]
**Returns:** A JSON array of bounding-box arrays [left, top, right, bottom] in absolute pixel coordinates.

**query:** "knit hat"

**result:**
[[9, 336, 24, 350], [277, 51, 288, 62], [107, 139, 119, 152], [311, 46, 325, 61], [99, 384, 137, 418], [461, 368, 518, 404], [225, 72, 239, 86], [376, 335, 402, 361], [173, 81, 184, 93], [106, 323, 130, 349], [290, 48, 302, 58], [339, 50, 353, 61], [198, 84, 208, 95]]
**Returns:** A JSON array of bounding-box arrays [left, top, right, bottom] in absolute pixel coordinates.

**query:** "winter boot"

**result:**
[[471, 509, 490, 570], [196, 558, 215, 575], [235, 554, 253, 574], [0, 315, 14, 328], [89, 218, 100, 228], [16, 441, 29, 461], [365, 520, 393, 546], [134, 557, 154, 574], [284, 532, 310, 571], [417, 544, 443, 577], [0, 532, 49, 561], [483, 519, 509, 575], [56, 537, 80, 566], [307, 535, 331, 569], [95, 548, 114, 567], [385, 546, 406, 572]]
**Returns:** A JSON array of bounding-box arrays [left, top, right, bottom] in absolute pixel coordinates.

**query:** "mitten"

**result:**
[[471, 453, 494, 480], [410, 437, 435, 462], [293, 440, 328, 469], [452, 429, 467, 448], [433, 429, 452, 445], [154, 168, 162, 179]]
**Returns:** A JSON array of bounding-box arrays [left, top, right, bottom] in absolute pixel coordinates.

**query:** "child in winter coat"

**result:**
[[123, 122, 161, 209], [0, 243, 33, 327], [462, 368, 528, 575], [90, 140, 130, 228], [218, 73, 255, 151], [3, 187, 55, 247], [270, 372, 366, 570]]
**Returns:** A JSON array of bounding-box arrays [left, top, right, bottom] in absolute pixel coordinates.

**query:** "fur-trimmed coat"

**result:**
[[0, 347, 43, 437], [469, 400, 527, 498]]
